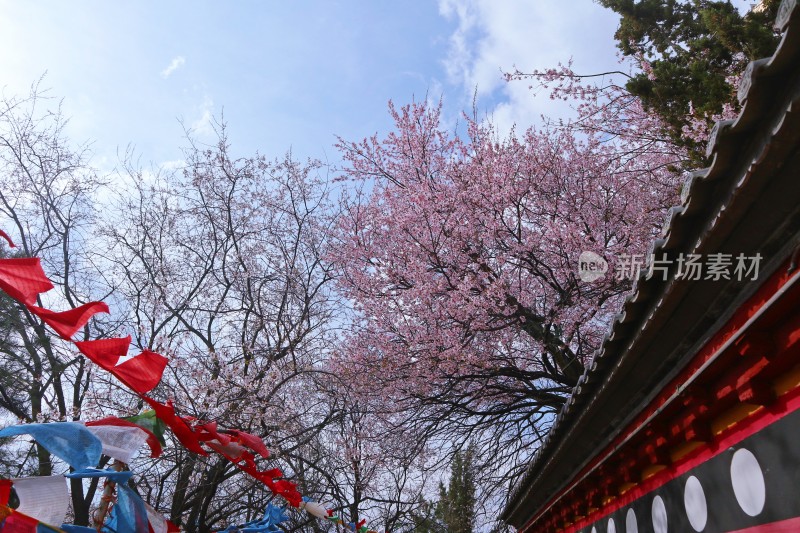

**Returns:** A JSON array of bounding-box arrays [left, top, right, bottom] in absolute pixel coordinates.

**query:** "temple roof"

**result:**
[[502, 1, 800, 527]]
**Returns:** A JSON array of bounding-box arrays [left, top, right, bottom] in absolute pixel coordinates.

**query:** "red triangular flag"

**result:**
[[0, 479, 10, 505], [1, 508, 40, 532], [113, 350, 168, 394], [206, 439, 249, 462], [75, 336, 131, 370], [0, 229, 15, 248], [76, 337, 167, 394], [142, 397, 207, 456], [223, 429, 270, 458], [196, 422, 232, 445], [27, 301, 109, 339], [0, 258, 53, 306], [261, 476, 302, 507]]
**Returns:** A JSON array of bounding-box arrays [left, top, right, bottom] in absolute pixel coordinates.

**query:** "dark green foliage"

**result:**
[[408, 499, 447, 533], [406, 446, 478, 533], [599, 0, 781, 162], [438, 446, 477, 533]]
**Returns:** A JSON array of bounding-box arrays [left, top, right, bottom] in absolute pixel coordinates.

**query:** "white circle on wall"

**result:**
[[626, 508, 638, 533], [652, 495, 668, 533], [607, 517, 616, 533], [684, 476, 708, 531], [731, 448, 766, 516]]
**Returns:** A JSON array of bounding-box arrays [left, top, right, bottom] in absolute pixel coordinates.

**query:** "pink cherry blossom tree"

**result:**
[[330, 68, 688, 505]]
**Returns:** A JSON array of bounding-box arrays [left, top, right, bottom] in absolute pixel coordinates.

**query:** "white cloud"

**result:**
[[159, 159, 186, 171], [160, 56, 186, 78], [438, 0, 622, 135], [438, 0, 480, 89], [190, 94, 214, 136]]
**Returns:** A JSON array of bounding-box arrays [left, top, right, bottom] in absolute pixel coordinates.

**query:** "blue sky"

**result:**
[[0, 0, 753, 170]]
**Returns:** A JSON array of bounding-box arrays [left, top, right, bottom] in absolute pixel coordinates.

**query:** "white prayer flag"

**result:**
[[87, 425, 149, 464], [302, 500, 329, 519], [11, 476, 69, 527], [145, 502, 169, 533]]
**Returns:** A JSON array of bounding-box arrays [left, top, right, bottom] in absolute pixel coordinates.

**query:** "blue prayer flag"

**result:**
[[0, 422, 101, 471]]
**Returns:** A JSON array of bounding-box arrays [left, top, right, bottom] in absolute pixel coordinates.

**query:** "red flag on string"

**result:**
[[223, 429, 270, 458], [257, 468, 283, 480], [245, 466, 302, 507], [0, 480, 10, 505], [0, 230, 15, 248], [0, 508, 40, 532], [86, 416, 163, 458], [265, 477, 302, 507], [27, 301, 109, 339], [75, 336, 130, 368], [206, 439, 249, 462], [196, 422, 232, 445], [76, 337, 167, 393], [217, 447, 301, 506], [0, 258, 53, 306], [142, 397, 207, 456], [114, 350, 168, 394]]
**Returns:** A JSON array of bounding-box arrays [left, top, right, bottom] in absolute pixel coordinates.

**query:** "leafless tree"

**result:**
[[0, 92, 461, 531], [0, 82, 118, 523], [99, 125, 349, 530]]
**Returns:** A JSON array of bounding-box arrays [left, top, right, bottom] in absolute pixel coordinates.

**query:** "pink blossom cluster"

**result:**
[[330, 90, 684, 409]]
